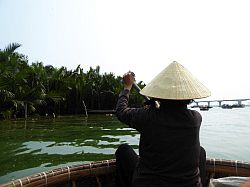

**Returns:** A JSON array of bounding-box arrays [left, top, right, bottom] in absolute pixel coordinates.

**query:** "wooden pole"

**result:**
[[25, 103, 27, 119], [82, 100, 88, 117]]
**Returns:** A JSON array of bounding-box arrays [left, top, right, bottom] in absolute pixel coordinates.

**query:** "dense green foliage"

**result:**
[[0, 43, 144, 119]]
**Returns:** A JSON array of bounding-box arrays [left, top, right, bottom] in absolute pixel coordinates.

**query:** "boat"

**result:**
[[232, 104, 245, 108], [221, 104, 233, 109], [1, 158, 250, 187], [199, 106, 212, 111], [87, 110, 115, 114], [221, 104, 245, 109]]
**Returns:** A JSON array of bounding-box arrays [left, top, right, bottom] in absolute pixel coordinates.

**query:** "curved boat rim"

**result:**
[[1, 158, 250, 187]]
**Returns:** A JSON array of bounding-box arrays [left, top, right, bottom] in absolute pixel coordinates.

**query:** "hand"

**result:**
[[123, 71, 135, 90]]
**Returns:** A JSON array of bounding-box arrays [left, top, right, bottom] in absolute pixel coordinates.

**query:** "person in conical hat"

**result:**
[[115, 61, 210, 187]]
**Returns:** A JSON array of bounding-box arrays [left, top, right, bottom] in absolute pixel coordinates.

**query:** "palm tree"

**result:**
[[0, 43, 46, 119], [65, 65, 88, 114], [83, 66, 103, 109], [43, 65, 68, 115], [0, 43, 145, 119], [0, 43, 23, 118]]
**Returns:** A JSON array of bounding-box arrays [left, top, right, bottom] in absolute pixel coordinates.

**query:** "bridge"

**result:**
[[194, 98, 250, 107]]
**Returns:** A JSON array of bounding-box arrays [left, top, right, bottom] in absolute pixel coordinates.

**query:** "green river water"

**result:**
[[0, 107, 250, 184]]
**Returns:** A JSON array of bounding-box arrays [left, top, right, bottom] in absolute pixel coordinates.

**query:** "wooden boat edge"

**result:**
[[0, 160, 116, 187], [1, 158, 250, 187]]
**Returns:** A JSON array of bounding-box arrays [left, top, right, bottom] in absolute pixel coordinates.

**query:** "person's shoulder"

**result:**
[[188, 109, 202, 120]]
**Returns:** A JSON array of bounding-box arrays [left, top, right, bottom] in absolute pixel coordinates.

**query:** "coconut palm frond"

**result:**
[[0, 89, 15, 99], [3, 43, 21, 55], [46, 91, 65, 104]]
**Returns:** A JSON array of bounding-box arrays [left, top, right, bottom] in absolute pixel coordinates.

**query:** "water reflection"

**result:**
[[16, 141, 118, 155]]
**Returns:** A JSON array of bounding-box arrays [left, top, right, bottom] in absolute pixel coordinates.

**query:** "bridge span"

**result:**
[[194, 98, 250, 107]]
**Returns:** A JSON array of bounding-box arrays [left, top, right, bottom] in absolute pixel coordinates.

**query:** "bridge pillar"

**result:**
[[195, 102, 199, 107], [207, 101, 211, 107], [238, 100, 242, 105], [218, 101, 222, 107]]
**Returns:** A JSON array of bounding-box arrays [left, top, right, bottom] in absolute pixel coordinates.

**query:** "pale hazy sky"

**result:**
[[1, 0, 250, 100]]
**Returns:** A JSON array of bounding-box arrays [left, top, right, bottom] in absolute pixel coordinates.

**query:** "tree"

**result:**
[[0, 44, 45, 119], [0, 43, 144, 119]]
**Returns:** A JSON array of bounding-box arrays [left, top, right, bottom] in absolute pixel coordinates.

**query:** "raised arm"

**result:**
[[115, 72, 148, 131]]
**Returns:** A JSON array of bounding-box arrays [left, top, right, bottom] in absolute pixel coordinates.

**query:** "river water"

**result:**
[[0, 107, 249, 184]]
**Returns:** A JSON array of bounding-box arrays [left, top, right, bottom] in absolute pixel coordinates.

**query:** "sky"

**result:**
[[1, 0, 250, 101]]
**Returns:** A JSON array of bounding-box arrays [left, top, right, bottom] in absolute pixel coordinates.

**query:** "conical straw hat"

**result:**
[[140, 61, 211, 100]]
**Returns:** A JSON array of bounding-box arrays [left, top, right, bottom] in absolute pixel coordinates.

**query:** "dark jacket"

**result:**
[[116, 89, 202, 187]]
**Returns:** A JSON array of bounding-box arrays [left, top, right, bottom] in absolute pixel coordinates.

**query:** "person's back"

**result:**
[[135, 104, 202, 186], [115, 61, 211, 187], [116, 100, 202, 186]]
